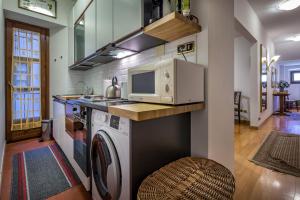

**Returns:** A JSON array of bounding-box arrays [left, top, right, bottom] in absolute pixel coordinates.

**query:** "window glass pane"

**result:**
[[262, 74, 267, 83], [32, 63, 40, 88], [293, 73, 300, 81], [14, 62, 28, 73], [33, 36, 40, 51]]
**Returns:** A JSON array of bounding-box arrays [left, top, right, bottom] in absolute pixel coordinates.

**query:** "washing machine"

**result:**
[[91, 109, 131, 200]]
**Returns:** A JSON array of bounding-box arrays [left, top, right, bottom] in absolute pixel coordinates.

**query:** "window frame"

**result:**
[[290, 71, 300, 84]]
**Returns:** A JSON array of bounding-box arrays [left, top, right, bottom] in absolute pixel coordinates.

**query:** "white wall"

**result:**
[[234, 36, 252, 121], [49, 26, 83, 117], [235, 0, 275, 127], [206, 0, 235, 171], [0, 0, 6, 187]]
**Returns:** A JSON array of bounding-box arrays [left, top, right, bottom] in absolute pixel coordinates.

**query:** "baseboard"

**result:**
[[0, 141, 6, 190], [235, 120, 250, 125]]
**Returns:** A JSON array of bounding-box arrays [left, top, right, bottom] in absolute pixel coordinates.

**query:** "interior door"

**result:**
[[5, 20, 49, 142], [91, 131, 121, 200]]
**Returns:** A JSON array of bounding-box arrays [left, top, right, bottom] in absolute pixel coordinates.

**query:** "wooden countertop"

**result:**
[[108, 103, 205, 121]]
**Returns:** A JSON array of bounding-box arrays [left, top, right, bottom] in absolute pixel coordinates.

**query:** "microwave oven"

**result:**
[[128, 58, 204, 105]]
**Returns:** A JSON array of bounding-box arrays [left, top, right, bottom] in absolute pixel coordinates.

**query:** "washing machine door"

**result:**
[[91, 130, 121, 200]]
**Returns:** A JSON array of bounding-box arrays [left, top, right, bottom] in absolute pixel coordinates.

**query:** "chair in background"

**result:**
[[234, 91, 242, 124], [296, 100, 300, 112], [285, 99, 296, 112]]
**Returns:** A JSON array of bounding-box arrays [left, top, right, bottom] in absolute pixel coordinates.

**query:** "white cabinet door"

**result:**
[[63, 133, 74, 162], [53, 101, 65, 147], [85, 0, 96, 57], [73, 0, 93, 24], [113, 0, 142, 41], [96, 0, 113, 49]]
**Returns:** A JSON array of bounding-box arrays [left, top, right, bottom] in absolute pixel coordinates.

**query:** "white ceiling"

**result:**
[[248, 0, 300, 61]]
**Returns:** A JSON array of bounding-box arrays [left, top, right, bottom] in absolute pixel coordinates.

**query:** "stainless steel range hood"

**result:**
[[69, 29, 167, 71]]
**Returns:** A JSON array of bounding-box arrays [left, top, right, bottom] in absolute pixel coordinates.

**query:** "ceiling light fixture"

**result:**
[[271, 55, 281, 63], [278, 0, 300, 11], [286, 34, 300, 41]]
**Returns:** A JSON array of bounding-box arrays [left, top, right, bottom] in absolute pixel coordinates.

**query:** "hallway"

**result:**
[[234, 113, 300, 200]]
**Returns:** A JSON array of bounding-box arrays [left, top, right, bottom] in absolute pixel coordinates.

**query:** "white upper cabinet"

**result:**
[[85, 1, 96, 57], [73, 0, 97, 62], [73, 0, 143, 57], [96, 0, 113, 49], [73, 0, 93, 24], [113, 0, 143, 41]]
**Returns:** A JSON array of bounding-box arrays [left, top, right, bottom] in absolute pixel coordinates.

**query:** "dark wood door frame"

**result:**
[[5, 19, 50, 142]]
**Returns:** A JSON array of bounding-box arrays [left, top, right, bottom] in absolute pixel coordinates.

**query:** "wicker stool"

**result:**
[[137, 157, 235, 200]]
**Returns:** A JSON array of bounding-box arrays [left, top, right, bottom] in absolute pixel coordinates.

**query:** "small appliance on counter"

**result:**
[[128, 58, 204, 105], [106, 76, 121, 99]]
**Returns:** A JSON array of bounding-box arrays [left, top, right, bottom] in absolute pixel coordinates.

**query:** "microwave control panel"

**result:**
[[159, 59, 174, 104]]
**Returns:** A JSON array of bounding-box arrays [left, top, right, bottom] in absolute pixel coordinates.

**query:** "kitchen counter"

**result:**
[[53, 95, 135, 112], [53, 95, 205, 121], [108, 103, 205, 121]]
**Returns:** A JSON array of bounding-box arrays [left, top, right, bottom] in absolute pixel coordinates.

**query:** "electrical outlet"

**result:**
[[177, 41, 195, 55]]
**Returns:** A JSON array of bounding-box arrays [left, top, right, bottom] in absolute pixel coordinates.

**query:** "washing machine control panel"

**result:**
[[92, 110, 130, 134], [110, 115, 120, 130]]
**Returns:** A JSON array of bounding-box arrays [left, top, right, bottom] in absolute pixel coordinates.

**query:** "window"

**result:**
[[291, 71, 300, 84], [11, 28, 42, 131]]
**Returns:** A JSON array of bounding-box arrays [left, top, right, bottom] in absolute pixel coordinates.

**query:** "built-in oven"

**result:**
[[65, 103, 90, 177]]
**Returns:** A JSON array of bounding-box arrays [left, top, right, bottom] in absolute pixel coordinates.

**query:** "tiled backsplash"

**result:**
[[78, 34, 198, 96]]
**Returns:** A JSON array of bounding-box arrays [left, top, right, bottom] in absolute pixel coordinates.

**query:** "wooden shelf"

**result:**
[[108, 102, 205, 121], [144, 12, 202, 42]]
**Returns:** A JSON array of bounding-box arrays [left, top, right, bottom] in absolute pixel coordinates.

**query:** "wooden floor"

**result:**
[[234, 113, 300, 200], [0, 138, 91, 200], [1, 113, 300, 200]]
